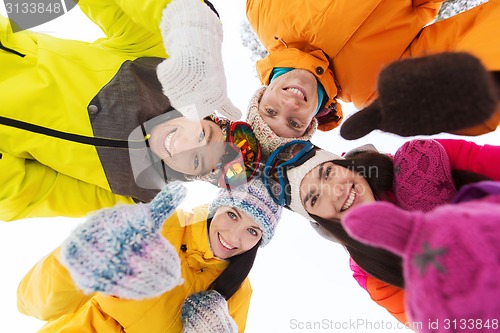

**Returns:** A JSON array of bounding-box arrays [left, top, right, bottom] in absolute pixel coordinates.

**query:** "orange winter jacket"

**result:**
[[247, 0, 443, 130], [247, 0, 500, 133]]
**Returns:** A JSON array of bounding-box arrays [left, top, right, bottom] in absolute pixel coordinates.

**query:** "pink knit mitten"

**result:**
[[393, 139, 457, 212], [341, 193, 500, 332]]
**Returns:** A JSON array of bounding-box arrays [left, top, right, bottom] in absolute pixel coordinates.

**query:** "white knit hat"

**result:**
[[246, 86, 318, 158], [286, 149, 343, 219]]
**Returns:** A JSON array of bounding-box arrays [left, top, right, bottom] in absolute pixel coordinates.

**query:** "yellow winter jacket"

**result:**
[[0, 0, 188, 221], [17, 205, 252, 333], [247, 0, 500, 131]]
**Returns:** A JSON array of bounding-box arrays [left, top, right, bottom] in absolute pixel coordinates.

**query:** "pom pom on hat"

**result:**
[[209, 178, 281, 246], [181, 290, 237, 333], [246, 86, 317, 158], [286, 149, 343, 220]]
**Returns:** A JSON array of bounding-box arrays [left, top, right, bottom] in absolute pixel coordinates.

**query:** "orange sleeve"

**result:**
[[365, 276, 408, 324]]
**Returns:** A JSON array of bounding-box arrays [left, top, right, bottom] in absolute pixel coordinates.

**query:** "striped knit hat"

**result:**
[[208, 178, 281, 247]]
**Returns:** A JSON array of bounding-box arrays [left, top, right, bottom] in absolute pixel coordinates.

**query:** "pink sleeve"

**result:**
[[435, 139, 500, 181], [349, 258, 368, 290]]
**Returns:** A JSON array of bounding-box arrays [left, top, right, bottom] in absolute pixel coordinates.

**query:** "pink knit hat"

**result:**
[[393, 139, 457, 212], [342, 189, 500, 332], [246, 86, 318, 158]]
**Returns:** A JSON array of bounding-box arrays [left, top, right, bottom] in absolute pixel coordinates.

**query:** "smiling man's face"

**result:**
[[258, 69, 319, 138], [149, 117, 225, 176]]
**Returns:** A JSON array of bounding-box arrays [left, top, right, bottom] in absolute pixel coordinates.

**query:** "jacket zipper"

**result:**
[[0, 116, 145, 148], [0, 41, 25, 57]]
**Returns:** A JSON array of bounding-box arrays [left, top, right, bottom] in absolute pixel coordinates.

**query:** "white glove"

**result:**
[[157, 0, 242, 120]]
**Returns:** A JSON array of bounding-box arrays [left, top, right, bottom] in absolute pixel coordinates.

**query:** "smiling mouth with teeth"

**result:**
[[164, 130, 176, 157], [218, 233, 236, 250], [340, 186, 356, 212], [285, 87, 307, 101]]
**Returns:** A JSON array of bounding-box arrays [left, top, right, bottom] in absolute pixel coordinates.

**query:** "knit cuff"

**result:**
[[182, 290, 238, 333]]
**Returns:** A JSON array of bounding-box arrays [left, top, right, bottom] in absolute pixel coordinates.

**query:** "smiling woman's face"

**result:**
[[208, 206, 262, 259], [149, 117, 225, 176], [299, 162, 376, 220], [258, 69, 319, 138]]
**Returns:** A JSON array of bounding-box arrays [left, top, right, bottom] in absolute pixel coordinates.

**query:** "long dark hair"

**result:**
[[206, 217, 260, 299], [313, 150, 491, 288], [312, 214, 404, 287], [332, 151, 395, 202]]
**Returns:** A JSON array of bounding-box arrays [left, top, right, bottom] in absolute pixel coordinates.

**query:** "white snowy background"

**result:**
[[1, 1, 498, 332]]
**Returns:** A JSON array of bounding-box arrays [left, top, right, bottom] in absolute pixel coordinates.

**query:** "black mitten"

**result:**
[[340, 52, 498, 139]]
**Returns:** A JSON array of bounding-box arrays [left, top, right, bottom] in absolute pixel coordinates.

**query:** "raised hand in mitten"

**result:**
[[341, 190, 500, 332], [60, 182, 187, 300], [181, 290, 238, 333], [157, 0, 242, 120], [393, 139, 457, 212], [340, 52, 499, 139]]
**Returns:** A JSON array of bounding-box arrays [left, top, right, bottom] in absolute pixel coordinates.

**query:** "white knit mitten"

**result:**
[[157, 0, 241, 120]]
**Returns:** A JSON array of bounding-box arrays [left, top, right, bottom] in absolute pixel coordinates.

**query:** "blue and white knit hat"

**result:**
[[208, 178, 282, 247], [181, 290, 237, 333]]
